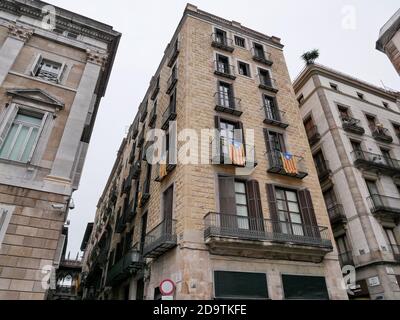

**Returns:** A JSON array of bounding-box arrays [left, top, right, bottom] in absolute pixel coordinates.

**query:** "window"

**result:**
[[258, 68, 272, 87], [351, 140, 362, 152], [380, 148, 392, 165], [143, 163, 152, 194], [253, 43, 265, 59], [235, 181, 249, 229], [382, 102, 389, 109], [330, 83, 338, 91], [0, 205, 14, 247], [357, 92, 365, 100], [34, 58, 63, 83], [275, 188, 303, 236], [303, 116, 316, 136], [139, 212, 147, 254], [215, 28, 227, 45], [238, 61, 250, 77], [282, 275, 329, 300], [384, 228, 399, 258], [313, 150, 328, 176], [336, 235, 350, 255], [263, 95, 280, 121], [338, 105, 349, 119], [0, 110, 45, 163], [217, 82, 234, 108], [266, 130, 285, 153], [366, 115, 376, 131], [214, 271, 268, 300], [216, 54, 230, 74], [365, 180, 379, 197], [234, 36, 245, 48], [220, 119, 242, 156], [392, 123, 400, 137], [297, 94, 304, 104], [323, 188, 338, 211]]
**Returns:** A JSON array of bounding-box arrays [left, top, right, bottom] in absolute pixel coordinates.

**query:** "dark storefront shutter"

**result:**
[[282, 275, 329, 300]]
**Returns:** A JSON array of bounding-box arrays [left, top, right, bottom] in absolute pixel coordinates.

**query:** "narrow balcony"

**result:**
[[166, 69, 178, 94], [338, 251, 354, 267], [148, 105, 157, 128], [106, 247, 143, 286], [214, 92, 242, 116], [155, 151, 177, 182], [204, 213, 332, 262], [368, 194, 400, 219], [306, 125, 321, 146], [372, 127, 393, 143], [143, 219, 177, 259], [137, 129, 145, 148], [150, 80, 160, 101], [390, 244, 400, 262], [211, 33, 234, 52], [211, 138, 257, 168], [327, 204, 347, 226], [132, 120, 139, 139], [251, 48, 273, 66], [341, 116, 365, 135], [115, 214, 126, 234], [214, 61, 236, 80], [266, 150, 308, 179], [351, 150, 400, 176], [131, 160, 141, 179], [263, 106, 288, 128], [315, 160, 331, 182], [167, 40, 180, 67], [258, 76, 278, 93], [139, 102, 148, 123], [161, 100, 177, 130]]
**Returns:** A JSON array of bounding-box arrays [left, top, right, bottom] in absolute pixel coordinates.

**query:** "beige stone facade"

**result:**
[[82, 4, 347, 300], [0, 0, 120, 300], [294, 63, 400, 299]]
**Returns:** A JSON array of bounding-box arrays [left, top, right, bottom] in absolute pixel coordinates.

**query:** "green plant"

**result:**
[[301, 49, 320, 65]]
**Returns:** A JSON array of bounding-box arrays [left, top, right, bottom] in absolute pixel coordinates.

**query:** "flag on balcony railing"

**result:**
[[229, 141, 245, 166], [280, 152, 298, 174], [137, 192, 142, 208], [159, 163, 167, 179]]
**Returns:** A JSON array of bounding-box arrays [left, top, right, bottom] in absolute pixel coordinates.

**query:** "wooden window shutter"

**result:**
[[163, 185, 174, 235], [0, 104, 18, 148], [218, 176, 236, 231], [263, 128, 271, 152], [298, 189, 320, 238], [246, 180, 264, 232], [30, 54, 42, 76], [266, 184, 280, 232], [57, 62, 67, 84]]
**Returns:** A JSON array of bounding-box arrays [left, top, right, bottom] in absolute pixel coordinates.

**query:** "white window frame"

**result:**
[[0, 205, 15, 248], [0, 103, 49, 164], [30, 53, 67, 85]]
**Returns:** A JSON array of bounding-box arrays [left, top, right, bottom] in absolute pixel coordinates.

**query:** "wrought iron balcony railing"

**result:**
[[131, 160, 141, 179], [326, 204, 347, 225], [204, 212, 332, 248], [258, 76, 278, 93], [161, 100, 177, 130], [106, 247, 143, 286], [315, 160, 331, 181], [263, 105, 288, 128], [367, 194, 400, 217], [214, 91, 242, 116], [251, 47, 273, 66], [143, 219, 177, 258], [351, 150, 400, 175], [214, 61, 236, 80], [137, 129, 145, 148], [306, 125, 321, 146], [211, 138, 257, 168], [166, 69, 178, 94], [150, 80, 160, 101], [211, 33, 234, 52], [132, 120, 139, 139], [338, 251, 354, 267], [148, 105, 157, 128], [266, 150, 308, 179], [167, 39, 180, 67], [371, 127, 393, 143], [341, 116, 365, 135]]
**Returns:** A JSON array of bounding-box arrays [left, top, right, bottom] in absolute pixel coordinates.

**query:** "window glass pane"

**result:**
[[15, 114, 42, 126], [277, 200, 287, 211], [290, 213, 302, 224], [275, 188, 285, 200], [20, 128, 38, 163], [236, 205, 248, 217], [288, 202, 300, 213], [286, 191, 297, 202], [9, 126, 29, 161], [235, 182, 245, 193], [0, 124, 18, 158], [235, 194, 247, 205]]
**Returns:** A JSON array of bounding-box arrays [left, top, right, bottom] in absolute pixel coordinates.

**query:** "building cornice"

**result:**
[[376, 8, 400, 52], [293, 63, 399, 102]]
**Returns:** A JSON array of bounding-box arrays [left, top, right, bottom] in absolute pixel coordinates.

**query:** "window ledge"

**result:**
[[8, 71, 77, 92]]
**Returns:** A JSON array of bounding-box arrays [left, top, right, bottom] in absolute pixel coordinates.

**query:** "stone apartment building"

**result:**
[[82, 4, 348, 300], [294, 63, 400, 299], [377, 8, 400, 75], [0, 0, 120, 299]]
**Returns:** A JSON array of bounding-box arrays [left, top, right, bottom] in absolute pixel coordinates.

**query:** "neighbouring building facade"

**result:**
[[377, 8, 400, 75], [0, 0, 120, 299], [81, 4, 348, 300], [294, 63, 400, 300]]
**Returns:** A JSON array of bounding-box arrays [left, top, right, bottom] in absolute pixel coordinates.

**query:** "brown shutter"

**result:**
[[218, 176, 236, 231], [246, 180, 264, 232], [263, 129, 271, 152], [298, 189, 320, 238], [214, 116, 222, 163], [163, 185, 174, 235], [266, 184, 280, 233]]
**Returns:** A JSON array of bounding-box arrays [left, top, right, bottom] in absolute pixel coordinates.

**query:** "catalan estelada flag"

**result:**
[[159, 163, 167, 179], [280, 152, 298, 174], [138, 192, 142, 208], [229, 141, 245, 166]]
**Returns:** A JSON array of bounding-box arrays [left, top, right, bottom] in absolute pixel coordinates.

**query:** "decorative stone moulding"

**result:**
[[86, 49, 109, 68], [7, 23, 34, 42]]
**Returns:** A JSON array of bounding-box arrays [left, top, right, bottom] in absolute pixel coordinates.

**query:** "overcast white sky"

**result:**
[[47, 0, 400, 256]]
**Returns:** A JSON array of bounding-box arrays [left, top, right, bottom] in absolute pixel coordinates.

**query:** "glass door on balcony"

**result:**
[[215, 29, 227, 45], [163, 185, 174, 235], [323, 188, 337, 214], [313, 150, 327, 176], [259, 68, 272, 87], [266, 130, 286, 167], [276, 188, 304, 236], [366, 180, 383, 208], [263, 95, 279, 121], [235, 182, 249, 230], [380, 148, 394, 167], [216, 54, 229, 74], [218, 82, 233, 108], [384, 228, 400, 260]]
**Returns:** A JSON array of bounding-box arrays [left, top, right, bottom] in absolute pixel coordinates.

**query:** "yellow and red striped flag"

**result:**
[[229, 141, 246, 166], [280, 152, 298, 174]]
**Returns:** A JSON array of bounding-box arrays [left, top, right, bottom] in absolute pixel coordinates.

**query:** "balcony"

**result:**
[[351, 150, 400, 176], [266, 150, 308, 179], [338, 251, 354, 267], [327, 204, 347, 226], [49, 285, 78, 300], [143, 219, 177, 258], [139, 102, 148, 123], [263, 106, 288, 128], [214, 61, 236, 80], [150, 80, 160, 101], [371, 127, 393, 143], [214, 92, 242, 116], [211, 138, 257, 168], [161, 100, 177, 130], [115, 214, 126, 234], [166, 69, 178, 94], [211, 33, 234, 52], [148, 105, 157, 128], [204, 213, 332, 262], [137, 129, 145, 148], [315, 160, 331, 182], [132, 120, 139, 139], [155, 151, 177, 182], [368, 194, 400, 219], [167, 40, 180, 67], [341, 116, 365, 135], [390, 244, 400, 262], [306, 125, 321, 146], [131, 160, 141, 179], [251, 48, 273, 66], [258, 77, 278, 93], [106, 247, 143, 286]]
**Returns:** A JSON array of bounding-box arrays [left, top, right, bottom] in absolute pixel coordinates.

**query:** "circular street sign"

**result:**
[[160, 279, 175, 296]]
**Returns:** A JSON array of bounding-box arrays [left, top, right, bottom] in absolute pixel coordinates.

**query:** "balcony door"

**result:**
[[215, 29, 227, 45], [275, 188, 304, 236], [259, 68, 272, 87], [218, 82, 233, 109], [265, 129, 286, 167], [313, 150, 327, 176], [366, 180, 382, 208], [216, 54, 229, 74], [163, 185, 174, 235], [384, 228, 400, 260], [263, 95, 280, 121], [323, 188, 337, 213], [140, 212, 147, 254], [303, 117, 315, 137]]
